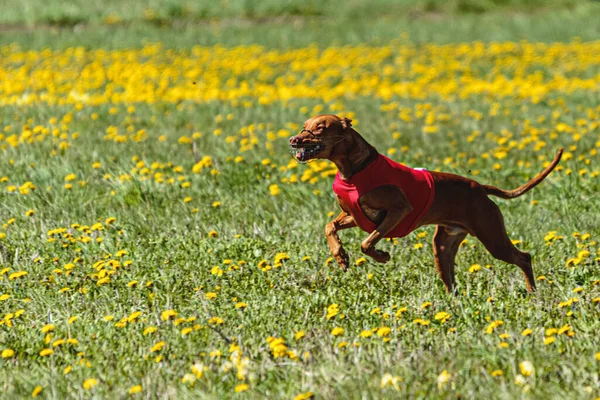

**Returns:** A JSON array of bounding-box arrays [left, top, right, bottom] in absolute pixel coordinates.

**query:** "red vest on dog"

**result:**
[[332, 154, 435, 238]]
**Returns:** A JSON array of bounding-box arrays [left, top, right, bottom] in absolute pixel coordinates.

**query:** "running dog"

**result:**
[[289, 114, 563, 293]]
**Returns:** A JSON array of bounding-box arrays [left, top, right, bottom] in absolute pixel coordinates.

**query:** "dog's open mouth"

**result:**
[[290, 143, 324, 162]]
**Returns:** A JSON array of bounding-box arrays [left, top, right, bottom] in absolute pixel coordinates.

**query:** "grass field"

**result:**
[[1, 1, 600, 399]]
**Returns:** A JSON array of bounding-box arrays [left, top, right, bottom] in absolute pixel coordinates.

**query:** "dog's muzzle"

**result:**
[[289, 141, 325, 163], [288, 129, 344, 163]]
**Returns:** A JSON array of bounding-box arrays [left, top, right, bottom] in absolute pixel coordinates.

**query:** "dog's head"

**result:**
[[288, 114, 351, 163]]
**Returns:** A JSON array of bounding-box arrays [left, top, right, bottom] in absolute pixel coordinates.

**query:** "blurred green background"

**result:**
[[1, 0, 599, 48]]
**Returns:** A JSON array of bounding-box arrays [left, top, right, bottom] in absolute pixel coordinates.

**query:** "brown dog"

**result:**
[[289, 114, 563, 293]]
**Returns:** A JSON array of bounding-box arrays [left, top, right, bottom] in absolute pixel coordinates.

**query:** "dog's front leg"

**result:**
[[360, 208, 410, 263], [359, 187, 413, 263], [325, 211, 356, 271]]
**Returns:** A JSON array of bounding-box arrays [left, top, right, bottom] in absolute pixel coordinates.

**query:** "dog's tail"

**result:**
[[483, 149, 563, 199]]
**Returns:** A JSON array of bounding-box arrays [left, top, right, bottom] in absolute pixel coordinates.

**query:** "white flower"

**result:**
[[437, 370, 452, 389], [380, 373, 402, 390]]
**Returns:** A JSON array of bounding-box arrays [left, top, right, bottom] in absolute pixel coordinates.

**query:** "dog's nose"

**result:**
[[289, 136, 299, 145]]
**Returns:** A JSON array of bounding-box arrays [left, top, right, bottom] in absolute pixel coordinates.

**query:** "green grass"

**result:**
[[0, 2, 599, 50], [0, 1, 600, 399], [0, 0, 585, 26]]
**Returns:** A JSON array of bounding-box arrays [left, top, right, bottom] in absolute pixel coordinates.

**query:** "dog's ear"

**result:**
[[340, 117, 352, 130]]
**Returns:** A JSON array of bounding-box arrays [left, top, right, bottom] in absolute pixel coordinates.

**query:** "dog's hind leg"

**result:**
[[432, 225, 468, 293], [468, 198, 536, 292], [325, 211, 356, 271]]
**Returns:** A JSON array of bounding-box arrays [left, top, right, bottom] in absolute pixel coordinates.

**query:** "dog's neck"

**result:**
[[330, 128, 378, 181]]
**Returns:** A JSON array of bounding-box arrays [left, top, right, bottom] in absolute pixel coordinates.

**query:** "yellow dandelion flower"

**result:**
[[413, 318, 430, 326], [360, 330, 373, 338], [9, 271, 27, 280], [468, 264, 482, 273], [519, 361, 534, 377], [181, 327, 193, 336], [355, 257, 367, 266], [39, 348, 54, 357], [331, 327, 344, 336], [370, 307, 381, 315], [546, 328, 558, 336], [143, 327, 157, 335], [395, 307, 408, 317], [485, 320, 504, 334], [544, 336, 556, 345], [150, 341, 166, 352], [161, 310, 177, 321], [128, 385, 142, 394], [293, 391, 314, 400], [377, 327, 392, 337], [32, 386, 43, 397], [2, 349, 15, 358], [235, 383, 249, 393], [82, 378, 98, 390], [208, 316, 224, 325], [434, 311, 451, 323], [269, 184, 280, 196]]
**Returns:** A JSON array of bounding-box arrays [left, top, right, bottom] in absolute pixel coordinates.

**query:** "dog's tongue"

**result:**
[[296, 150, 305, 161]]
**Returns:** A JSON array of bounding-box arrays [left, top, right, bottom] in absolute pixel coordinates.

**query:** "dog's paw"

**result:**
[[335, 248, 350, 272], [372, 250, 390, 263]]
